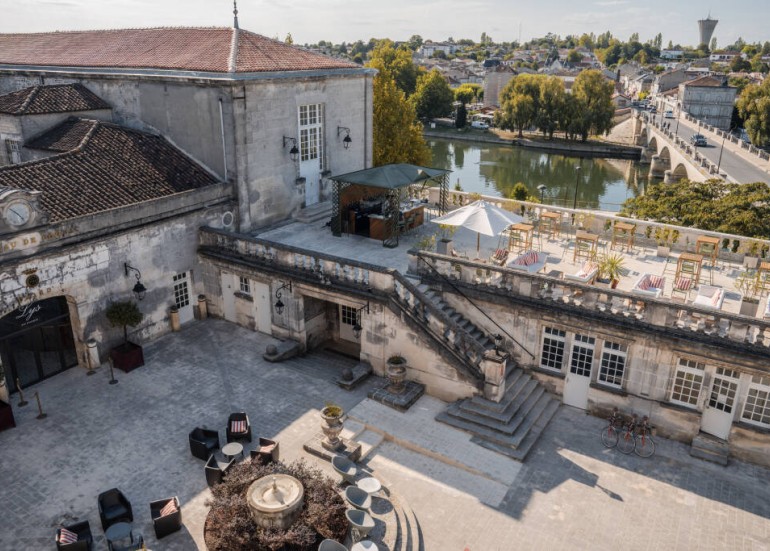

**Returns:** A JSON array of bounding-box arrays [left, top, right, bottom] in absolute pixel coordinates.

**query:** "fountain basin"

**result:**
[[246, 474, 304, 530]]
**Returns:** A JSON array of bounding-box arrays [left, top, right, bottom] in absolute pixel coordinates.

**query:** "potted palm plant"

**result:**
[[105, 300, 145, 372], [595, 253, 626, 289]]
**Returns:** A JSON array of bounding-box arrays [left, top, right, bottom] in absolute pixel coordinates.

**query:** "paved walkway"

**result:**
[[1, 320, 768, 550]]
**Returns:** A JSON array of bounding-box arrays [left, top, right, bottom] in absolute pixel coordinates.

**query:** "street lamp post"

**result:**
[[537, 184, 547, 204], [571, 166, 581, 225]]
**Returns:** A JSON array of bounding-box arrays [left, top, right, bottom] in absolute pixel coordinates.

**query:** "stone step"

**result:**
[[472, 399, 560, 461], [460, 375, 535, 421], [449, 383, 543, 434], [401, 495, 423, 551], [293, 201, 332, 223], [507, 392, 554, 449], [689, 432, 730, 466], [340, 419, 366, 442], [355, 429, 385, 461], [438, 390, 552, 450]]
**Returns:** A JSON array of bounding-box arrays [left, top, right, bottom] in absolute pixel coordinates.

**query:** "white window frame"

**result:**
[[340, 304, 357, 327], [298, 103, 324, 168], [238, 276, 251, 295], [741, 375, 770, 428], [669, 358, 706, 408], [172, 272, 190, 309], [598, 341, 627, 388], [569, 334, 595, 377], [5, 139, 21, 164], [540, 326, 566, 372]]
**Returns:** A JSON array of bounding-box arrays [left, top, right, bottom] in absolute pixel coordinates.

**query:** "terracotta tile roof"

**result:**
[[25, 117, 98, 152], [683, 75, 726, 87], [0, 28, 359, 74], [0, 83, 110, 115], [0, 118, 219, 222]]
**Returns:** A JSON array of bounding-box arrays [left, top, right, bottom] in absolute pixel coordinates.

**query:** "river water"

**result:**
[[427, 137, 649, 212]]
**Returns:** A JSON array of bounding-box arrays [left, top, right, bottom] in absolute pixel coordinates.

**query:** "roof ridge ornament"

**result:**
[[233, 0, 239, 29]]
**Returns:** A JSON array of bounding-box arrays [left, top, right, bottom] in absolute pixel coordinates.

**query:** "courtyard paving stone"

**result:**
[[0, 318, 768, 550]]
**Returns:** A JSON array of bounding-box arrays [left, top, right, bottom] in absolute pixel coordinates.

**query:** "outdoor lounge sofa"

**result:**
[[150, 496, 182, 539], [632, 274, 666, 298], [692, 285, 725, 310], [98, 488, 133, 531], [205, 454, 236, 487], [564, 261, 598, 284], [55, 520, 93, 551], [250, 437, 280, 465], [506, 250, 547, 274], [189, 427, 220, 460], [226, 412, 252, 443]]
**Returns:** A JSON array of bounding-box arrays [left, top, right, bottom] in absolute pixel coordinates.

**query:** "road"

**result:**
[[644, 111, 770, 184]]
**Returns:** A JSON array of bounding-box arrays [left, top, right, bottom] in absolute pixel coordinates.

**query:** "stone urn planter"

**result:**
[[320, 404, 345, 451], [386, 355, 407, 394]]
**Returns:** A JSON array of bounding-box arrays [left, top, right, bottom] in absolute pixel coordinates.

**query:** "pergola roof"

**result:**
[[331, 163, 449, 189]]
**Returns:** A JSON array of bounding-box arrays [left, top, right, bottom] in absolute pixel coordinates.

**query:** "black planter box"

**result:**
[[0, 400, 16, 432], [110, 342, 145, 373]]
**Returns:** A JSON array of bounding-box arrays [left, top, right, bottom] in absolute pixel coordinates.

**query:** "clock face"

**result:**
[[5, 200, 32, 227]]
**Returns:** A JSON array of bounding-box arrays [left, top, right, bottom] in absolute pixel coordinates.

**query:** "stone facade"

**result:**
[[678, 77, 738, 130]]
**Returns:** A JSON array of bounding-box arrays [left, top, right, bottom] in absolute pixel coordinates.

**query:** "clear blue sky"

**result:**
[[0, 0, 767, 48]]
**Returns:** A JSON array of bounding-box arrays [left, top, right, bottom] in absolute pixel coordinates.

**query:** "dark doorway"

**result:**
[[0, 297, 77, 394]]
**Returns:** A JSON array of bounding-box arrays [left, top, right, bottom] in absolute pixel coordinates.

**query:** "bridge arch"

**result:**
[[671, 163, 689, 182]]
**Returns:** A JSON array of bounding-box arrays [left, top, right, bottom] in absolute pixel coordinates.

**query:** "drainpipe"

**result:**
[[218, 98, 229, 181]]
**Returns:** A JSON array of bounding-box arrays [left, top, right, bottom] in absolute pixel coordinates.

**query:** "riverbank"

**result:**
[[423, 125, 641, 160]]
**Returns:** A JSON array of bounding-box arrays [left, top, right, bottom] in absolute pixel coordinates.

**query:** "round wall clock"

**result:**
[[4, 200, 32, 227]]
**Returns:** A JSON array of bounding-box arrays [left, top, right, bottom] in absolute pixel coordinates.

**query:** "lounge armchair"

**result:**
[[226, 412, 252, 443], [189, 427, 220, 460], [564, 261, 598, 284], [344, 486, 372, 510], [319, 540, 348, 551], [250, 437, 280, 465], [150, 496, 182, 539], [692, 285, 725, 310], [346, 509, 375, 540], [332, 455, 358, 485], [205, 453, 236, 487], [98, 488, 133, 532], [632, 274, 665, 298], [506, 250, 547, 274], [489, 248, 509, 266], [56, 520, 93, 551]]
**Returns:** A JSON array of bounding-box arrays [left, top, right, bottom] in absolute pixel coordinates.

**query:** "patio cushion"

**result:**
[[515, 251, 538, 266], [638, 278, 650, 291], [675, 277, 692, 290], [58, 528, 78, 544], [231, 420, 246, 433], [649, 275, 664, 289], [577, 262, 597, 278], [160, 499, 178, 517]]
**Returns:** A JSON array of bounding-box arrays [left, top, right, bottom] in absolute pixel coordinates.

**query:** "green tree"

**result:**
[[105, 300, 144, 344], [368, 40, 421, 96], [621, 180, 770, 237], [500, 92, 535, 137], [407, 34, 423, 51], [571, 69, 615, 141], [536, 76, 565, 139], [567, 49, 582, 63], [284, 33, 293, 45], [710, 37, 717, 52], [454, 85, 477, 105], [455, 102, 467, 128], [412, 69, 454, 120], [370, 60, 430, 167], [736, 78, 770, 147], [731, 55, 752, 73]]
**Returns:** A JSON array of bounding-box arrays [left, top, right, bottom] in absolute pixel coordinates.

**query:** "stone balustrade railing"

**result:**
[[423, 188, 770, 263], [684, 114, 770, 162], [413, 250, 770, 353], [199, 226, 487, 380]]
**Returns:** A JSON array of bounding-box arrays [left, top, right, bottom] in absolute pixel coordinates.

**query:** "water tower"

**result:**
[[698, 14, 718, 47]]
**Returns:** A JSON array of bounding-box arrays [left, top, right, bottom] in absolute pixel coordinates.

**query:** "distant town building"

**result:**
[[483, 66, 517, 108], [678, 75, 737, 130]]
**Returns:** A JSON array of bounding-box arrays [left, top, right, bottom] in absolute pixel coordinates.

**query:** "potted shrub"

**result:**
[[436, 224, 457, 255], [596, 253, 626, 289], [105, 300, 145, 372], [320, 402, 345, 450], [741, 239, 762, 270], [653, 227, 672, 258], [735, 271, 760, 317]]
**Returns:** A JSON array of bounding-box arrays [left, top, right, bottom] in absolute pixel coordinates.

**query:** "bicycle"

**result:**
[[600, 407, 622, 448], [634, 416, 655, 458], [617, 413, 638, 454]]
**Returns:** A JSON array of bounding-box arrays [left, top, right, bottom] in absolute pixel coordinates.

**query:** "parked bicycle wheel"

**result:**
[[601, 425, 619, 448], [634, 433, 655, 457], [617, 429, 636, 454]]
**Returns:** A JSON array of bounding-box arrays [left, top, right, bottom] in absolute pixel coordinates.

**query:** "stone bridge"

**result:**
[[632, 114, 709, 184]]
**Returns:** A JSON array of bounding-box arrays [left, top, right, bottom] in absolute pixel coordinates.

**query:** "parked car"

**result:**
[[470, 120, 489, 130], [664, 110, 674, 119], [690, 134, 708, 147], [649, 106, 657, 113]]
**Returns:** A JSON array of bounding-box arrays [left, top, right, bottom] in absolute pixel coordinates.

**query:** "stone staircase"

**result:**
[[690, 432, 730, 466], [293, 200, 332, 224], [416, 283, 497, 355], [413, 282, 560, 461], [436, 364, 560, 461]]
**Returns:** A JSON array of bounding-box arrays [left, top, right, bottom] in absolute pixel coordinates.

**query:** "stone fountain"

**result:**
[[246, 474, 304, 530]]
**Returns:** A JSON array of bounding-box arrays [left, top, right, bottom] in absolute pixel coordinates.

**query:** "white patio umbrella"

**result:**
[[431, 199, 524, 251]]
